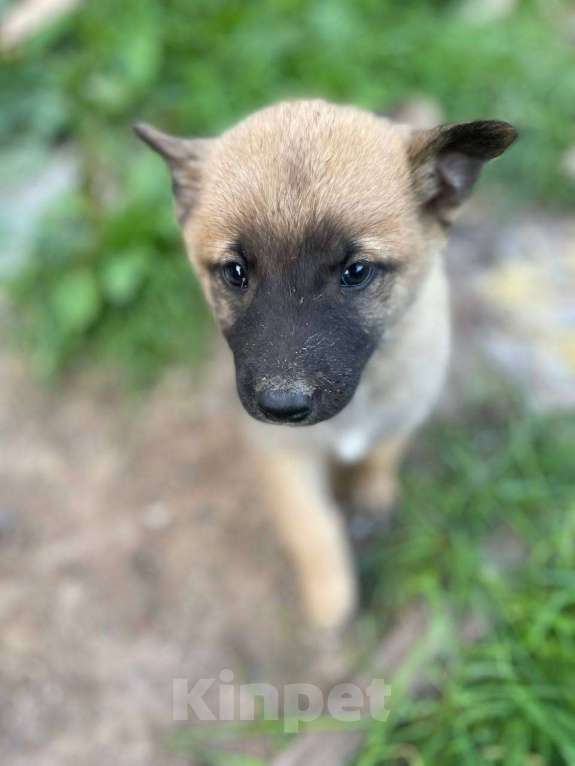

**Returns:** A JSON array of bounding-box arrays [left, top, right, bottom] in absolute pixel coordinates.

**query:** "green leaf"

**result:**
[[101, 249, 149, 305], [50, 268, 101, 332]]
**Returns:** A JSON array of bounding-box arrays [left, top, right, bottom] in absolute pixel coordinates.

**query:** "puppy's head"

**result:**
[[135, 100, 516, 426]]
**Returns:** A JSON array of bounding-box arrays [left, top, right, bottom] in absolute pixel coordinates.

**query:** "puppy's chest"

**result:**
[[319, 355, 408, 462], [319, 327, 450, 462]]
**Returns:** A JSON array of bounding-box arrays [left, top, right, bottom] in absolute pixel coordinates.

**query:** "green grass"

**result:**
[[3, 0, 575, 382], [355, 400, 575, 765]]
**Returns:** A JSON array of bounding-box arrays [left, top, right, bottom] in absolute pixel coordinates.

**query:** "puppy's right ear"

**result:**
[[406, 120, 518, 225], [133, 122, 212, 224]]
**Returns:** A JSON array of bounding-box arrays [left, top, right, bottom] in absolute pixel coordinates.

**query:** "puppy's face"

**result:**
[[135, 100, 516, 426]]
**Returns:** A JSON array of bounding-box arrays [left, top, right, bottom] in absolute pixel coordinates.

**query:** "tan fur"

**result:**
[[195, 104, 407, 222], [256, 445, 356, 630], [136, 98, 516, 631], [185, 101, 426, 275]]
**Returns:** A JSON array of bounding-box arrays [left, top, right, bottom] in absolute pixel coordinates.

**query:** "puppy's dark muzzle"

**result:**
[[226, 283, 377, 426], [256, 388, 313, 424]]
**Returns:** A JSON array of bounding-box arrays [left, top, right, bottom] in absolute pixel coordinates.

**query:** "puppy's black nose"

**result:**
[[257, 389, 312, 423]]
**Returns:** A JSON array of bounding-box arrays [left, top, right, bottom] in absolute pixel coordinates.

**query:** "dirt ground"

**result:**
[[0, 341, 340, 765], [1, 209, 574, 765]]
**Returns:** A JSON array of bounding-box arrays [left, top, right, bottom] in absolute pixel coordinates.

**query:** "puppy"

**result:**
[[135, 99, 516, 631]]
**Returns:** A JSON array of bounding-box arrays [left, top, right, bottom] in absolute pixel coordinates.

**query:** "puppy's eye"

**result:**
[[222, 261, 249, 290], [341, 260, 374, 290]]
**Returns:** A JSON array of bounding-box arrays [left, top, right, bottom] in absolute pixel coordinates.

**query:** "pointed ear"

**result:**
[[133, 122, 212, 224], [407, 120, 518, 224]]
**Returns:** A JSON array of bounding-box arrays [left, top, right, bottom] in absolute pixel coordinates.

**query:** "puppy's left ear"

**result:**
[[407, 120, 518, 224], [133, 122, 212, 224]]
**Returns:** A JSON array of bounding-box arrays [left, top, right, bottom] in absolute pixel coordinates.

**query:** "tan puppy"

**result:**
[[135, 99, 516, 631]]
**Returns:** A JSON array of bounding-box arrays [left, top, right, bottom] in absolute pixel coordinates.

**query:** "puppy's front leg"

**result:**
[[259, 447, 356, 631], [342, 436, 409, 520]]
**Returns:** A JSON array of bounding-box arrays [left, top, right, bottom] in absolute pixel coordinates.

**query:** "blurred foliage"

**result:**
[[2, 0, 575, 382]]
